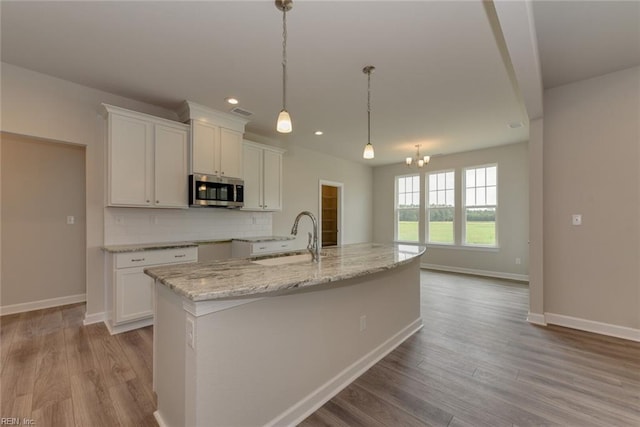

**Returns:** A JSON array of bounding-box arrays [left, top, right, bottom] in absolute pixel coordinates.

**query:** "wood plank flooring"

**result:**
[[2, 271, 639, 426]]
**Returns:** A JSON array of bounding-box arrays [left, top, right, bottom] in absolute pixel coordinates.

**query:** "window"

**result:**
[[395, 175, 420, 242], [464, 165, 497, 246], [427, 170, 455, 244]]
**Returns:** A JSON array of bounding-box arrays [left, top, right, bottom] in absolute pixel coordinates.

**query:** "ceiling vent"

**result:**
[[230, 107, 254, 118]]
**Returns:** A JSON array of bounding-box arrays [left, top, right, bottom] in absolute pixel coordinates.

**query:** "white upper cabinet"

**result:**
[[155, 124, 189, 207], [177, 101, 248, 179], [242, 141, 284, 211], [191, 121, 243, 178], [103, 104, 189, 208]]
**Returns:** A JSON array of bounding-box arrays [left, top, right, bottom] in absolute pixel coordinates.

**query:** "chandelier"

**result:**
[[406, 145, 430, 168]]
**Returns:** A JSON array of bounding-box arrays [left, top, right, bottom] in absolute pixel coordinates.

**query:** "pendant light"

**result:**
[[276, 0, 293, 133], [363, 65, 375, 159]]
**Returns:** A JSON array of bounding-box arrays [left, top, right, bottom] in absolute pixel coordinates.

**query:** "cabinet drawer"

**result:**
[[116, 247, 197, 268], [251, 240, 293, 255]]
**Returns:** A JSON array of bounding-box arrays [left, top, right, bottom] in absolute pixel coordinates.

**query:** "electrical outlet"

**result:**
[[186, 317, 195, 349], [150, 215, 158, 225], [515, 257, 521, 265], [66, 215, 75, 225], [359, 315, 367, 332]]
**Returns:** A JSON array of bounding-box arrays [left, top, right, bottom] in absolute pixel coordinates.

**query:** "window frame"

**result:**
[[462, 164, 498, 248], [425, 169, 456, 246], [394, 173, 421, 243]]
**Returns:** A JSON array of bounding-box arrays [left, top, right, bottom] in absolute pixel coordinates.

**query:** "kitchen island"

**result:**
[[145, 243, 425, 427]]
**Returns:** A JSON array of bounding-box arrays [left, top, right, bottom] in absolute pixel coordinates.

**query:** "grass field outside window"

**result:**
[[398, 221, 496, 245]]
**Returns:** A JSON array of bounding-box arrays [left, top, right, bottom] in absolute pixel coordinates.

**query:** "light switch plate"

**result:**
[[572, 214, 582, 226]]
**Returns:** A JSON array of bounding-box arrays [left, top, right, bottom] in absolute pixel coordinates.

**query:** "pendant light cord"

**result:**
[[282, 6, 288, 110], [367, 69, 371, 145]]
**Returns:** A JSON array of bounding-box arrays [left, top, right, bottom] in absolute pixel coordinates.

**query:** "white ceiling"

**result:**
[[532, 0, 640, 90], [1, 1, 638, 166]]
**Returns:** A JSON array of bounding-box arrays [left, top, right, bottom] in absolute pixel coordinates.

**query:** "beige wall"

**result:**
[[373, 142, 529, 279], [1, 63, 181, 319], [1, 134, 86, 306], [543, 66, 640, 329]]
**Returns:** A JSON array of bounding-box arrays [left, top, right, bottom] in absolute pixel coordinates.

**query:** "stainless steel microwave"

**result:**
[[189, 174, 244, 208]]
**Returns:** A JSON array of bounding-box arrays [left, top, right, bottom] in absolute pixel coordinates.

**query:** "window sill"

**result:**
[[426, 243, 500, 252]]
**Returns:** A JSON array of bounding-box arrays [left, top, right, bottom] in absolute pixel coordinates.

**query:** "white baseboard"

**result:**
[[421, 263, 529, 282], [0, 293, 86, 316], [545, 312, 640, 343], [83, 311, 107, 325], [104, 317, 153, 335], [526, 312, 547, 325], [266, 318, 424, 427]]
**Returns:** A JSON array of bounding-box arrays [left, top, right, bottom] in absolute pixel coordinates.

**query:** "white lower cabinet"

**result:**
[[106, 247, 197, 334]]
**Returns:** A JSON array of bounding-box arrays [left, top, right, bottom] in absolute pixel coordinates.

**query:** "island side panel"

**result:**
[[191, 258, 422, 427], [154, 282, 189, 427]]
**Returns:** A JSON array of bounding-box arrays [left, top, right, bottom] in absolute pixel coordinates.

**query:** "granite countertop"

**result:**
[[102, 241, 201, 253], [102, 236, 293, 253], [232, 236, 295, 243], [144, 243, 426, 301]]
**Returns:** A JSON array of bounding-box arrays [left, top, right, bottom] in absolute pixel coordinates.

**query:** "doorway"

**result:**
[[1, 133, 86, 313], [319, 180, 343, 248]]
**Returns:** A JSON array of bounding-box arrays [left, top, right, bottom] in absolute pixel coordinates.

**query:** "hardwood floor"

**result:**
[[1, 303, 156, 427], [2, 271, 639, 426]]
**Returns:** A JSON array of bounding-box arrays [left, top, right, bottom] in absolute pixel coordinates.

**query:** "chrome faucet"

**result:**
[[290, 211, 320, 262]]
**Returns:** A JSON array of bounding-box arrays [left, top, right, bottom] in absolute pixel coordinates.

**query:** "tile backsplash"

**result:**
[[104, 207, 272, 245]]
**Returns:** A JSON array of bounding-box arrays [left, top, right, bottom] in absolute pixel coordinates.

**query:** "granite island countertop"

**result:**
[[144, 243, 425, 301]]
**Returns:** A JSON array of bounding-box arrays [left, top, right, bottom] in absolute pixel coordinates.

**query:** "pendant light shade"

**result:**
[[277, 110, 292, 133], [363, 65, 375, 159], [276, 0, 293, 133], [363, 143, 375, 159]]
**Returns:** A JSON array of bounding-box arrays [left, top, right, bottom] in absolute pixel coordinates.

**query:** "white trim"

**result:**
[[0, 293, 86, 316], [421, 263, 529, 282], [544, 313, 640, 343], [104, 317, 153, 335], [426, 243, 500, 252], [153, 412, 169, 427], [526, 312, 547, 325], [266, 318, 423, 427], [83, 311, 107, 325], [182, 297, 262, 317]]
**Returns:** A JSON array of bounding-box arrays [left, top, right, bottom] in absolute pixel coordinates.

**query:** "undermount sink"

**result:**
[[252, 253, 316, 266]]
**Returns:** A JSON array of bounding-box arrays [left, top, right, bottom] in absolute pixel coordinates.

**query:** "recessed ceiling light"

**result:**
[[314, 131, 323, 136], [508, 121, 523, 129], [225, 97, 239, 105]]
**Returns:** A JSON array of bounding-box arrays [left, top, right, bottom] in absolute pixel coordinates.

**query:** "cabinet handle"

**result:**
[[281, 244, 288, 248], [131, 258, 145, 262], [146, 200, 150, 203], [174, 254, 186, 258], [156, 200, 159, 203], [258, 246, 267, 250], [221, 172, 225, 175]]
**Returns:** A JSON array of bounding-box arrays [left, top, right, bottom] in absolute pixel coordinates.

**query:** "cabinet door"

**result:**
[[155, 124, 188, 207], [242, 144, 263, 210], [115, 267, 154, 324], [263, 149, 283, 211], [192, 121, 219, 175], [109, 114, 153, 206], [219, 128, 243, 178]]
